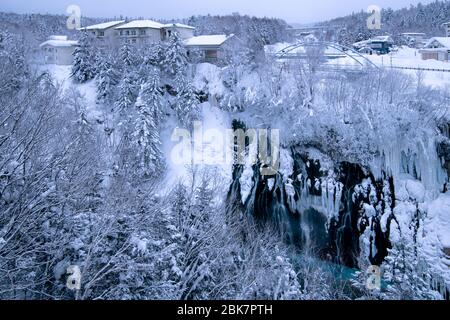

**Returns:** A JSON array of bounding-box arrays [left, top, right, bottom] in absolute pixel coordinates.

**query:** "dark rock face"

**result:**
[[438, 141, 450, 184], [227, 124, 396, 268], [438, 123, 450, 188]]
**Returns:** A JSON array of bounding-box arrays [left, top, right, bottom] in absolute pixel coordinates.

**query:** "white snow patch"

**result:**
[[193, 63, 226, 98], [421, 192, 450, 288]]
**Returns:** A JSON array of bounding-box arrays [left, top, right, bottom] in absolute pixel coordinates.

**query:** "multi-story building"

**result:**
[[78, 20, 126, 47], [113, 20, 196, 45], [77, 19, 235, 64], [162, 23, 195, 40], [39, 35, 78, 65], [115, 20, 165, 45], [444, 22, 450, 37]]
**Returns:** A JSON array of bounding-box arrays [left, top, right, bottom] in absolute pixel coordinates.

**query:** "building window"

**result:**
[[125, 31, 130, 36], [205, 50, 218, 59], [140, 29, 146, 35], [131, 30, 136, 36], [99, 31, 105, 37], [132, 38, 137, 44]]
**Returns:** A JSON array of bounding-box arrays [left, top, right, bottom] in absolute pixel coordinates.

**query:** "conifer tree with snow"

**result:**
[[162, 32, 188, 76], [120, 42, 135, 68], [0, 32, 29, 93], [381, 239, 441, 300], [71, 32, 96, 83], [174, 72, 200, 127], [115, 71, 139, 112], [132, 70, 164, 177], [145, 43, 164, 67], [96, 56, 120, 104], [178, 175, 216, 300]]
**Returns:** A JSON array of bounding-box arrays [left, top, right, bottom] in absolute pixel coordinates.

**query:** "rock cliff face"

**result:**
[[227, 120, 450, 277]]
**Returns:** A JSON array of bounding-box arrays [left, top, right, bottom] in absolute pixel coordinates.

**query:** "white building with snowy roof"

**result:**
[[76, 19, 237, 65], [162, 23, 195, 40], [183, 34, 236, 63], [115, 20, 164, 45], [420, 37, 450, 62], [353, 36, 394, 54], [113, 20, 196, 45], [78, 20, 126, 46], [39, 35, 78, 65]]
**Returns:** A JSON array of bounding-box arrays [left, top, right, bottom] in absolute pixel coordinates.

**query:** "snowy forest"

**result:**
[[327, 0, 450, 45], [0, 3, 450, 301]]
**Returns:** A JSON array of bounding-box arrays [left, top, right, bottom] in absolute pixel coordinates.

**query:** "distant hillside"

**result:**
[[0, 11, 290, 55], [320, 1, 450, 44], [184, 14, 290, 47], [0, 12, 103, 46]]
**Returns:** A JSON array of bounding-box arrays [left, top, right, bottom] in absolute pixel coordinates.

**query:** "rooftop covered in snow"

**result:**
[[40, 36, 78, 48], [424, 37, 450, 48], [163, 23, 195, 30], [353, 36, 394, 48], [78, 20, 125, 31], [183, 34, 234, 47], [401, 32, 426, 35], [115, 20, 164, 30]]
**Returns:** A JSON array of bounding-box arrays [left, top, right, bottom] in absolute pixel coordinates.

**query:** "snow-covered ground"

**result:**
[[422, 191, 450, 291], [35, 64, 102, 121], [160, 101, 233, 191], [40, 60, 450, 294], [340, 46, 450, 88]]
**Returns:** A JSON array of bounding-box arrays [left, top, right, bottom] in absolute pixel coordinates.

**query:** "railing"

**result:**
[[388, 65, 450, 73]]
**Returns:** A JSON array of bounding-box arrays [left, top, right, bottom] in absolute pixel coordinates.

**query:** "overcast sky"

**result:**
[[0, 0, 437, 24]]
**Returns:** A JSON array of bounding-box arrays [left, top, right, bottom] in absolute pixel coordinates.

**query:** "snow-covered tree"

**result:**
[[96, 56, 120, 104], [71, 32, 96, 83], [0, 32, 29, 94], [145, 43, 164, 67], [174, 72, 200, 127], [381, 239, 441, 300], [115, 71, 139, 112], [132, 71, 164, 176], [162, 32, 188, 76], [120, 42, 135, 68]]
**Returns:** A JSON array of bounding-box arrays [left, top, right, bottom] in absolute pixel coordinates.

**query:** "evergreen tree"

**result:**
[[115, 71, 139, 111], [120, 42, 135, 68], [145, 43, 164, 67], [178, 176, 215, 300], [96, 56, 120, 104], [71, 32, 96, 83], [382, 239, 441, 300], [174, 72, 200, 127], [162, 32, 188, 76], [132, 71, 164, 176]]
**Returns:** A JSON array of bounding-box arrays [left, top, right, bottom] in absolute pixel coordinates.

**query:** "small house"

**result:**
[[39, 36, 78, 65], [419, 37, 450, 62], [353, 36, 394, 54], [183, 34, 235, 64]]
